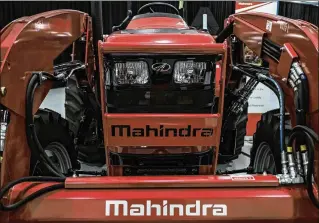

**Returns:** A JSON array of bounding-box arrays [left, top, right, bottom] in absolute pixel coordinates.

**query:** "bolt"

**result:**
[[0, 87, 7, 97]]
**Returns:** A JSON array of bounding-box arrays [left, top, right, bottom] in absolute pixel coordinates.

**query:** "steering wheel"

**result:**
[[137, 2, 179, 15]]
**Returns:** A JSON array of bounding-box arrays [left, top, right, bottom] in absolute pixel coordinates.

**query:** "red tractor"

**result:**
[[0, 2, 318, 222]]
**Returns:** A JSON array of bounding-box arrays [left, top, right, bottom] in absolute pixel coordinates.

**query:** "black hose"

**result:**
[[0, 73, 67, 211], [263, 42, 281, 59], [293, 125, 319, 142], [262, 48, 280, 62], [232, 65, 280, 99], [257, 74, 285, 154], [25, 73, 65, 177], [293, 65, 309, 126], [25, 76, 61, 175], [1, 183, 64, 211], [0, 176, 65, 211], [288, 125, 319, 209]]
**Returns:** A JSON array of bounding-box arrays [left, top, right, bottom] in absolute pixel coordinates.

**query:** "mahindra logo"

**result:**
[[105, 200, 227, 217], [151, 62, 171, 72], [111, 125, 213, 137]]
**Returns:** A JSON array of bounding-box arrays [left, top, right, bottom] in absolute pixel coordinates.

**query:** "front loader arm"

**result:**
[[226, 12, 319, 198], [229, 12, 318, 129], [0, 10, 91, 187], [0, 10, 90, 116]]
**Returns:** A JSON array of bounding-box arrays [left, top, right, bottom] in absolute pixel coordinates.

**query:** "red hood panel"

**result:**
[[106, 32, 216, 45], [127, 17, 188, 29]]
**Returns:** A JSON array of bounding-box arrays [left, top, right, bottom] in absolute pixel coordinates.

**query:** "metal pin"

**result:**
[[287, 153, 297, 178]]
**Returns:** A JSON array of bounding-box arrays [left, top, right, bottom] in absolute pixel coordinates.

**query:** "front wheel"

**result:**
[[250, 109, 291, 174], [31, 109, 79, 176], [252, 142, 277, 174]]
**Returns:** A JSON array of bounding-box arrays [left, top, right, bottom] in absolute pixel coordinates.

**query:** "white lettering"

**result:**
[[105, 200, 228, 217], [170, 204, 184, 216], [212, 204, 227, 216], [185, 200, 200, 216], [105, 200, 128, 216], [202, 204, 213, 216], [146, 200, 161, 216], [130, 204, 144, 216]]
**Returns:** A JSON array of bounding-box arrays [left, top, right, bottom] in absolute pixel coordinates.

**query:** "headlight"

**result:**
[[173, 61, 211, 84], [112, 61, 149, 85]]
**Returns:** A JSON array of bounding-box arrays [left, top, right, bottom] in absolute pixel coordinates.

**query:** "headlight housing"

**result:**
[[173, 61, 212, 85], [110, 61, 149, 86]]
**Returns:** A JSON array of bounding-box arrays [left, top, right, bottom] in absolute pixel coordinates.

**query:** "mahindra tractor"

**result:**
[[0, 2, 318, 222]]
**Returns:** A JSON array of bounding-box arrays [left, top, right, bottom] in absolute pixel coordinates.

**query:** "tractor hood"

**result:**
[[104, 13, 216, 47], [126, 13, 188, 29], [104, 31, 216, 46], [100, 12, 221, 53]]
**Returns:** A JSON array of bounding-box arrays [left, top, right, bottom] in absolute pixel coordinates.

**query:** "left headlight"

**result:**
[[173, 61, 212, 85], [111, 61, 149, 85]]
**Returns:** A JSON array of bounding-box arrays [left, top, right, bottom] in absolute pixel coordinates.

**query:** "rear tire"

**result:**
[[218, 102, 248, 164], [65, 75, 85, 135], [250, 109, 291, 174], [65, 75, 105, 164]]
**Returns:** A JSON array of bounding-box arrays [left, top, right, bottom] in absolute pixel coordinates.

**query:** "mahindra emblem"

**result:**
[[151, 63, 171, 72], [105, 200, 228, 217]]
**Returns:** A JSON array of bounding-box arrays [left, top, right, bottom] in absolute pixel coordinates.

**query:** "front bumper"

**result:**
[[1, 175, 318, 223]]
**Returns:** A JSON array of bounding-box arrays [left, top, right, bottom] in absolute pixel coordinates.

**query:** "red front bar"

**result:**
[[65, 175, 279, 189], [1, 178, 318, 223]]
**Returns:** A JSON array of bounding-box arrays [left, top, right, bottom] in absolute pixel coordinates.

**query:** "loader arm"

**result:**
[[0, 10, 93, 187], [227, 12, 318, 186]]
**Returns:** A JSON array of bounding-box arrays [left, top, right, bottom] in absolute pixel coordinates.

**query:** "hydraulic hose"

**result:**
[[25, 73, 65, 177], [1, 183, 64, 211], [257, 74, 285, 154], [232, 65, 280, 100], [232, 65, 285, 154], [291, 62, 309, 126], [288, 125, 319, 209], [0, 68, 85, 211], [0, 176, 65, 211]]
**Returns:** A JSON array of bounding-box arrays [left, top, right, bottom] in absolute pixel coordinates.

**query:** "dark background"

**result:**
[[0, 1, 318, 34]]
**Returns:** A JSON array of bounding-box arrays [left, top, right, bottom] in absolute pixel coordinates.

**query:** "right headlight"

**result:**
[[111, 61, 149, 86], [173, 61, 212, 85]]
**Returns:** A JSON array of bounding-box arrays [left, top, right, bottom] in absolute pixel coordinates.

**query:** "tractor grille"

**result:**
[[107, 88, 215, 113], [109, 148, 214, 176]]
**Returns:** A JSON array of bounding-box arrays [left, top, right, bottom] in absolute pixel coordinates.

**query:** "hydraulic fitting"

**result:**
[[300, 144, 308, 176], [281, 151, 289, 176], [288, 79, 297, 91], [287, 146, 297, 178], [289, 68, 299, 82], [277, 147, 304, 185], [0, 109, 9, 153], [295, 151, 303, 175], [287, 153, 297, 178], [292, 62, 304, 75]]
